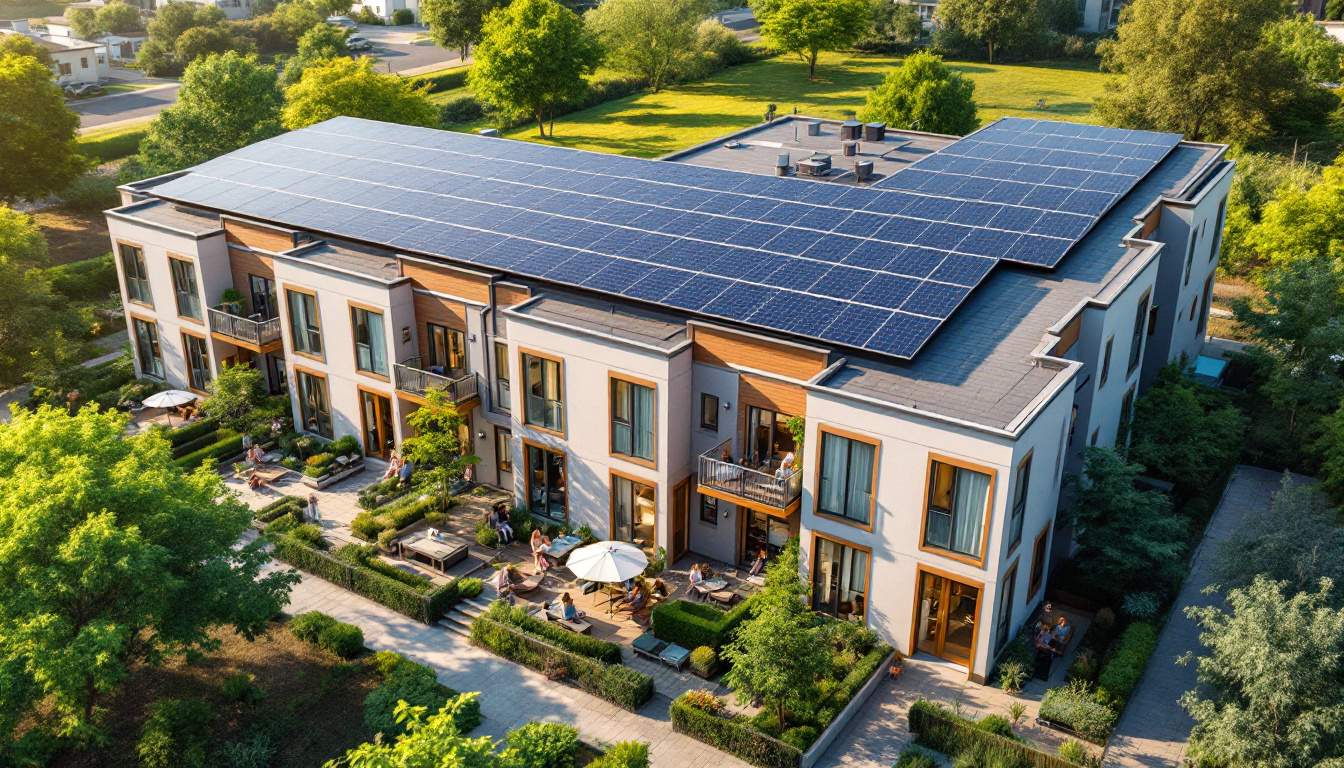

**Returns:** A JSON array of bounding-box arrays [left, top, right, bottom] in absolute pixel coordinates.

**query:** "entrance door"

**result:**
[[359, 390, 394, 459], [915, 571, 981, 668], [671, 480, 689, 561]]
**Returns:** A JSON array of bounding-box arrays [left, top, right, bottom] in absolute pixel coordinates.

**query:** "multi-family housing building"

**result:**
[[0, 19, 109, 83], [105, 114, 1230, 682]]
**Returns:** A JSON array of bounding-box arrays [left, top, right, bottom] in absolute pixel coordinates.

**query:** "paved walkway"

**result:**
[[1104, 466, 1308, 767]]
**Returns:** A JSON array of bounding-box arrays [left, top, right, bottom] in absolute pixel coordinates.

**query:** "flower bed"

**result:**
[[670, 692, 801, 768], [172, 430, 244, 470], [469, 602, 653, 710], [1038, 681, 1118, 743], [650, 597, 754, 650], [350, 493, 443, 541], [909, 699, 1092, 768]]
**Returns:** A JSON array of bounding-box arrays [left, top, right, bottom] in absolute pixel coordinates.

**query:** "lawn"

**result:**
[[77, 121, 149, 162], [34, 208, 111, 265], [0, 0, 66, 19], [488, 52, 1110, 157]]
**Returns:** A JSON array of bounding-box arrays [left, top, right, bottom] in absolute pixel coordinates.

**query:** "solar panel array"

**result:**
[[147, 115, 1181, 360]]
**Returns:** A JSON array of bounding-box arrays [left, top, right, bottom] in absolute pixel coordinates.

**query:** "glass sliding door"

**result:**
[[525, 443, 566, 522], [351, 306, 388, 376], [359, 389, 394, 458], [427, 323, 466, 373], [743, 510, 789, 562], [249, 275, 277, 319], [915, 570, 981, 668], [610, 474, 656, 553], [746, 406, 795, 468], [811, 536, 869, 620], [131, 318, 164, 379], [182, 333, 211, 391]]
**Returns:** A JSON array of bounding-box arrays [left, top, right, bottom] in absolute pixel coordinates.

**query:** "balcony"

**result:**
[[208, 306, 282, 352], [697, 439, 803, 515], [393, 357, 480, 404]]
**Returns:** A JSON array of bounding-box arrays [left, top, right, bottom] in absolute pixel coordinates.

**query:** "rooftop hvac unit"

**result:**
[[797, 154, 831, 177], [842, 141, 858, 157], [863, 122, 886, 142], [854, 160, 875, 183], [478, 128, 500, 137], [775, 152, 791, 177], [806, 120, 822, 136], [840, 120, 862, 141]]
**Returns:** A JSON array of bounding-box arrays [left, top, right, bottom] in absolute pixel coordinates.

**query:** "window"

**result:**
[[494, 427, 512, 473], [1183, 227, 1196, 285], [58, 62, 71, 75], [610, 474, 656, 550], [610, 376, 654, 463], [1127, 292, 1149, 375], [747, 406, 795, 465], [1147, 304, 1159, 337], [817, 428, 878, 526], [427, 323, 465, 372], [249, 274, 277, 319], [812, 536, 869, 620], [700, 393, 719, 431], [923, 459, 993, 562], [1090, 427, 1100, 446], [296, 369, 331, 437], [522, 352, 564, 433], [169, 258, 201, 320], [1099, 337, 1113, 386], [119, 243, 151, 305], [1198, 276, 1214, 335], [351, 306, 388, 376], [1028, 526, 1050, 598], [1119, 386, 1136, 445], [1007, 453, 1032, 552], [995, 562, 1018, 655], [1210, 200, 1227, 262], [1189, 295, 1198, 322], [80, 57, 87, 68], [287, 289, 322, 357], [493, 341, 510, 413], [1067, 405, 1078, 448], [183, 333, 211, 391], [131, 318, 164, 379], [699, 495, 718, 525], [524, 443, 566, 521]]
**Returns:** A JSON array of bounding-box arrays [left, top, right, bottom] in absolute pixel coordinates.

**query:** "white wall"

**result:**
[[687, 361, 741, 564]]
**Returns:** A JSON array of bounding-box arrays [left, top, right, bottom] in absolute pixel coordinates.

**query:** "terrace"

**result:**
[[208, 305, 283, 353], [393, 357, 480, 404], [697, 439, 803, 514]]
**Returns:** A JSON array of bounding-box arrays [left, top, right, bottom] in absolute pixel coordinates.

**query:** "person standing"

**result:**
[[306, 493, 320, 523]]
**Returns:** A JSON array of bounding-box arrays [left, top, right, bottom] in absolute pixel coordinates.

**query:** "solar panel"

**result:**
[[146, 115, 1181, 362]]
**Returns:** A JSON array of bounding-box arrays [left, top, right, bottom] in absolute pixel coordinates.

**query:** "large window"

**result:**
[[1028, 526, 1050, 598], [522, 352, 564, 433], [427, 323, 466, 372], [700, 495, 718, 525], [525, 443, 566, 522], [995, 563, 1018, 656], [1007, 453, 1032, 552], [812, 536, 869, 620], [816, 429, 878, 526], [131, 318, 164, 379], [183, 333, 211, 391], [494, 428, 512, 473], [747, 406, 795, 466], [611, 473, 656, 551], [1127, 292, 1149, 375], [296, 369, 332, 438], [169, 258, 201, 320], [287, 289, 323, 357], [923, 459, 993, 561], [120, 243, 152, 305], [351, 306, 388, 376], [493, 341, 511, 413], [1099, 337, 1114, 386], [610, 376, 654, 463], [249, 274, 277, 319]]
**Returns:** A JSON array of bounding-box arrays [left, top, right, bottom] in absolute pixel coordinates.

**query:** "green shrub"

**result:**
[[255, 495, 304, 525], [349, 494, 438, 540], [273, 536, 457, 623], [358, 476, 407, 510], [457, 577, 483, 599], [410, 64, 470, 93], [172, 431, 244, 469], [220, 672, 264, 705], [350, 512, 382, 540], [976, 714, 1015, 739], [336, 543, 431, 588], [1038, 682, 1117, 742], [505, 722, 580, 768], [1057, 740, 1097, 766], [440, 94, 485, 125], [136, 698, 213, 768], [330, 434, 361, 456], [475, 519, 500, 547], [1096, 622, 1158, 706], [285, 523, 325, 549], [482, 602, 622, 663], [894, 746, 939, 768], [590, 741, 649, 768], [650, 597, 753, 650], [371, 650, 408, 677], [910, 699, 1087, 767], [216, 731, 275, 768], [318, 621, 365, 659], [669, 692, 801, 768], [289, 611, 336, 643], [59, 173, 120, 211], [391, 7, 414, 24], [43, 253, 118, 300], [364, 661, 479, 737], [79, 126, 147, 162], [779, 725, 817, 751], [689, 645, 717, 677], [998, 659, 1027, 692]]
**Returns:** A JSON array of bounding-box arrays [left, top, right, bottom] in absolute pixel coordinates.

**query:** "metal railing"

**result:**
[[393, 357, 479, 402], [698, 439, 803, 510], [208, 306, 282, 346]]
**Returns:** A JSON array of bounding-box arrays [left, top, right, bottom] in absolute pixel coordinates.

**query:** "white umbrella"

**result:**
[[142, 389, 198, 426], [565, 541, 648, 616]]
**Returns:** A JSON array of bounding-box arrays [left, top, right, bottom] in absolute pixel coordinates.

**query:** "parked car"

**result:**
[[345, 35, 373, 51], [327, 15, 356, 27], [63, 82, 105, 98]]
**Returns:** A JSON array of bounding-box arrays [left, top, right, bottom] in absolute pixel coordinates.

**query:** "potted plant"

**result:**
[[888, 651, 905, 681], [998, 660, 1027, 695], [219, 288, 245, 316]]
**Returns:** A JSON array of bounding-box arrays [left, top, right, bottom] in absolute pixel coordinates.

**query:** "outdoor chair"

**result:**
[[632, 631, 690, 671], [511, 571, 544, 594]]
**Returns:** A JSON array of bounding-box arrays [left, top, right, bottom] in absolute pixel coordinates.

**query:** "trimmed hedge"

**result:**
[[650, 597, 753, 650], [483, 601, 622, 664], [1096, 622, 1158, 706], [811, 646, 889, 728], [255, 495, 304, 525], [288, 611, 364, 659], [350, 493, 440, 540], [335, 543, 432, 589], [909, 700, 1089, 768], [173, 430, 243, 469], [410, 64, 470, 93], [470, 605, 653, 710], [358, 476, 410, 510], [1038, 683, 1117, 743], [43, 253, 118, 300], [166, 416, 222, 446], [669, 692, 801, 768]]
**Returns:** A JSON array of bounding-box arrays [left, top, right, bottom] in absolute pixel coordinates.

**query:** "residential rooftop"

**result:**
[[284, 239, 404, 283], [509, 292, 691, 352], [107, 198, 223, 237]]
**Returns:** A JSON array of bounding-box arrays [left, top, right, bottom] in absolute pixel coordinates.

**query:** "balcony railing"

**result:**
[[208, 306, 282, 347], [393, 357, 479, 403], [698, 439, 803, 511]]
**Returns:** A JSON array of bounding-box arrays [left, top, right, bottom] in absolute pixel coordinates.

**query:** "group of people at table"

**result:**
[[1032, 604, 1075, 678]]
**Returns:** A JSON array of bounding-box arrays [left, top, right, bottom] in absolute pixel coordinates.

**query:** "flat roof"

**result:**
[[509, 290, 690, 352], [108, 199, 222, 236], [285, 240, 403, 283]]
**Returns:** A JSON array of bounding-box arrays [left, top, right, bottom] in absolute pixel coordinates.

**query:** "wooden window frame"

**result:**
[[917, 452, 997, 569], [494, 426, 512, 473], [522, 438, 567, 523], [608, 468, 657, 549], [1006, 450, 1032, 555], [907, 563, 986, 681], [1027, 523, 1051, 600], [293, 364, 333, 439], [1127, 291, 1150, 376], [284, 285, 325, 362], [518, 347, 566, 438], [117, 240, 153, 308], [180, 328, 211, 395], [812, 423, 881, 532], [348, 300, 390, 382], [699, 494, 718, 526], [492, 340, 511, 414], [608, 372, 657, 469], [129, 314, 165, 380], [700, 393, 719, 431], [995, 559, 1020, 656], [810, 530, 873, 623], [1099, 336, 1114, 387], [168, 254, 203, 324]]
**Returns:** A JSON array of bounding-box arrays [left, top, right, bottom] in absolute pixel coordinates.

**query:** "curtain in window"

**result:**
[[633, 383, 653, 459], [951, 468, 990, 554], [844, 439, 875, 521], [818, 432, 847, 515], [365, 311, 386, 374]]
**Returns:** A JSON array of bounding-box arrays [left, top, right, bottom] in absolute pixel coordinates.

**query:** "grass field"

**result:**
[[77, 122, 149, 163], [488, 52, 1110, 157], [0, 0, 65, 19]]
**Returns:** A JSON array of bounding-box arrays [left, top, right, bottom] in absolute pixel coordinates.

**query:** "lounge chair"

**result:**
[[511, 571, 544, 594], [632, 631, 690, 671]]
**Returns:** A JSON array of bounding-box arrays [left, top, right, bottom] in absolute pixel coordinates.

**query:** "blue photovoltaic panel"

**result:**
[[146, 115, 1181, 361]]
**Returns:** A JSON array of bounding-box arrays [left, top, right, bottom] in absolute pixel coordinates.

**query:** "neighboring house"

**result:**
[[104, 114, 1231, 684], [42, 17, 147, 62], [174, 0, 252, 20], [352, 0, 417, 22], [899, 0, 1128, 33], [0, 21, 108, 83]]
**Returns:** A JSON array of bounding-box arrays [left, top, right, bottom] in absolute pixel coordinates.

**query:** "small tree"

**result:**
[[1214, 474, 1344, 597], [281, 22, 350, 85], [469, 0, 602, 137], [1314, 402, 1344, 508], [0, 207, 68, 386], [174, 24, 241, 65], [401, 389, 479, 510], [65, 6, 102, 40], [1180, 576, 1344, 768], [96, 1, 144, 35], [0, 33, 53, 66], [421, 0, 501, 59], [750, 0, 874, 79], [721, 538, 830, 728], [0, 54, 87, 204], [200, 363, 269, 434], [933, 0, 1037, 63], [1125, 364, 1246, 499], [859, 51, 978, 135], [1265, 13, 1344, 84], [282, 57, 439, 129], [586, 0, 710, 93], [868, 1, 923, 46]]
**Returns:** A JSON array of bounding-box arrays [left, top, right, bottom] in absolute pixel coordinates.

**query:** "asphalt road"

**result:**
[[74, 84, 181, 130]]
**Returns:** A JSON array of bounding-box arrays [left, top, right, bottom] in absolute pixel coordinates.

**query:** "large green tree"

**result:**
[[1265, 12, 1344, 83], [65, 6, 102, 40], [859, 51, 978, 135], [0, 32, 53, 66], [1317, 403, 1344, 507], [1181, 577, 1344, 768], [867, 0, 922, 46], [0, 53, 87, 204], [721, 538, 830, 728], [175, 24, 243, 64], [281, 22, 350, 85], [1218, 151, 1319, 278], [1245, 156, 1344, 269], [200, 363, 269, 434], [136, 1, 228, 75], [1214, 474, 1344, 595], [421, 0, 500, 59], [1126, 364, 1246, 499], [401, 389, 478, 510], [136, 51, 284, 177], [586, 0, 710, 93], [282, 57, 439, 129], [1094, 0, 1298, 143], [470, 0, 602, 137], [96, 0, 144, 34], [933, 0, 1037, 63], [0, 406, 296, 746], [0, 206, 67, 386], [750, 0, 873, 78]]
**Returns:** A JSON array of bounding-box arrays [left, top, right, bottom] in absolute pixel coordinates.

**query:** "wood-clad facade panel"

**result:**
[[223, 219, 296, 253], [692, 325, 828, 380], [739, 373, 806, 419], [412, 293, 468, 360], [400, 259, 491, 303], [228, 247, 274, 297], [494, 282, 532, 307]]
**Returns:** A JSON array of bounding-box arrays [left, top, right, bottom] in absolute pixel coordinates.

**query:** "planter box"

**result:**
[[800, 651, 894, 768], [301, 458, 365, 489]]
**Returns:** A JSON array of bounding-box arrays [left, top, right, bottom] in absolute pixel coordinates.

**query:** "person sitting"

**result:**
[[1051, 615, 1073, 650], [246, 444, 266, 466], [650, 578, 669, 600], [776, 452, 795, 478], [489, 507, 514, 545], [616, 583, 647, 615], [749, 548, 768, 577], [531, 529, 555, 571], [1032, 621, 1056, 679], [397, 459, 413, 488], [382, 451, 402, 480], [559, 592, 584, 621], [491, 565, 513, 603], [688, 563, 704, 586]]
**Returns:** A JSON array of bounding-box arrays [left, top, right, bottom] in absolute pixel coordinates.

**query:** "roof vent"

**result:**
[[842, 140, 858, 157], [775, 152, 791, 177], [840, 120, 862, 141], [806, 120, 822, 137], [863, 122, 886, 142], [854, 160, 874, 183], [797, 154, 832, 177], [478, 128, 500, 137]]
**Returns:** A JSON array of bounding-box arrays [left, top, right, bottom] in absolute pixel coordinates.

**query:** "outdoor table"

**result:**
[[700, 578, 728, 592], [546, 535, 583, 562], [398, 532, 468, 574]]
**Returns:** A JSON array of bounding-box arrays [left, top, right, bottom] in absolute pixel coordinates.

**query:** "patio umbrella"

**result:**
[[565, 541, 648, 616], [141, 389, 198, 426]]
